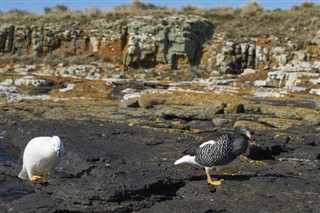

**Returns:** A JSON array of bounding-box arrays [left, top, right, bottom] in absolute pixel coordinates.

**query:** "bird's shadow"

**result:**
[[188, 172, 302, 182], [188, 174, 254, 182]]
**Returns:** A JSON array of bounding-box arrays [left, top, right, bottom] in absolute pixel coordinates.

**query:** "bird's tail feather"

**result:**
[[18, 166, 28, 180], [174, 155, 197, 165]]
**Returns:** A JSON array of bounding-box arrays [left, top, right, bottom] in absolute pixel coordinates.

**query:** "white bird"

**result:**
[[18, 136, 64, 183]]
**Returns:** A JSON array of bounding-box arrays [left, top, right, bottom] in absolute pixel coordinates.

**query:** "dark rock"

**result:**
[[7, 194, 59, 213], [0, 109, 319, 212], [156, 105, 223, 121], [247, 145, 276, 160], [224, 103, 245, 114], [187, 120, 215, 132], [212, 118, 230, 127]]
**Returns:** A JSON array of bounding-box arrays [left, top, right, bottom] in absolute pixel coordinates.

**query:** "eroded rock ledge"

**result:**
[[1, 15, 319, 73], [0, 15, 213, 69]]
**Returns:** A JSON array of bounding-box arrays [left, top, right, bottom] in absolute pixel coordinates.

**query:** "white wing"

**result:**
[[199, 140, 217, 148]]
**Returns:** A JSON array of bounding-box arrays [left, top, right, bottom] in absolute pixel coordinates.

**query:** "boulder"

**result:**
[[310, 89, 320, 96], [156, 105, 223, 121], [241, 68, 257, 75], [123, 15, 213, 69]]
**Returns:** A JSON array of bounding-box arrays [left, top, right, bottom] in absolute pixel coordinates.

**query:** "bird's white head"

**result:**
[[51, 136, 64, 157]]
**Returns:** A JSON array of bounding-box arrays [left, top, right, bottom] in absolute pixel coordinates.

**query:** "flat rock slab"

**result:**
[[0, 116, 319, 212]]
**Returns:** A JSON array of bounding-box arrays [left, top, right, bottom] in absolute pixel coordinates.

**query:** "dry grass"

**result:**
[[50, 80, 112, 99], [0, 55, 103, 67], [0, 56, 42, 65], [203, 2, 320, 43]]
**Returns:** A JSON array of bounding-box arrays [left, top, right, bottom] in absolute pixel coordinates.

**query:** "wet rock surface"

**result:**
[[1, 91, 320, 212]]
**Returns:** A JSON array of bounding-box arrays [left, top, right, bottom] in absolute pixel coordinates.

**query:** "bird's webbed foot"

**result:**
[[41, 173, 53, 184], [42, 179, 53, 184], [30, 174, 53, 184], [30, 175, 43, 183], [207, 178, 224, 186], [205, 167, 224, 186]]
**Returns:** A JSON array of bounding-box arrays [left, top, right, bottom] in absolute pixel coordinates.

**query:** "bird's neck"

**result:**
[[232, 136, 249, 155]]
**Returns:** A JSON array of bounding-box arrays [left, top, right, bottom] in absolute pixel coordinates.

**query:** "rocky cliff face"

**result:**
[[1, 15, 319, 75], [1, 15, 320, 95], [201, 33, 320, 74], [0, 15, 213, 69]]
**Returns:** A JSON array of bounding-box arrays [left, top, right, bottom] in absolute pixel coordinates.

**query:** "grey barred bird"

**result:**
[[174, 126, 251, 186]]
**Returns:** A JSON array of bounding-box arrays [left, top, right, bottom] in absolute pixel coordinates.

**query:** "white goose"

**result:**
[[18, 136, 64, 183]]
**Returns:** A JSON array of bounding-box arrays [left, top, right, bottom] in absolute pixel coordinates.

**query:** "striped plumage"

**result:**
[[174, 126, 251, 186]]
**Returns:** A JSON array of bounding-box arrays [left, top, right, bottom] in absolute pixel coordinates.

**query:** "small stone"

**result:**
[[212, 118, 229, 127]]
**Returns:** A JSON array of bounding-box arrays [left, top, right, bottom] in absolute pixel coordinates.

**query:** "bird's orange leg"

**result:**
[[30, 175, 42, 183], [42, 173, 53, 184], [205, 167, 224, 186]]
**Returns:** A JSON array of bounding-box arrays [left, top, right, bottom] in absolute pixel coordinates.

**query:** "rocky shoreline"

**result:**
[[1, 72, 320, 212], [0, 11, 319, 213]]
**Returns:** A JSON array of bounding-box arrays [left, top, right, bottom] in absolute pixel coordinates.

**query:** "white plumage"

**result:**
[[174, 140, 217, 167], [18, 136, 64, 183], [199, 140, 217, 148], [174, 155, 198, 166]]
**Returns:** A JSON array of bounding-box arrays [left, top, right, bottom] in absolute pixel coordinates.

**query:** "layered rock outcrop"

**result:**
[[1, 15, 319, 76], [201, 33, 320, 74], [1, 15, 320, 98], [0, 15, 213, 69]]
